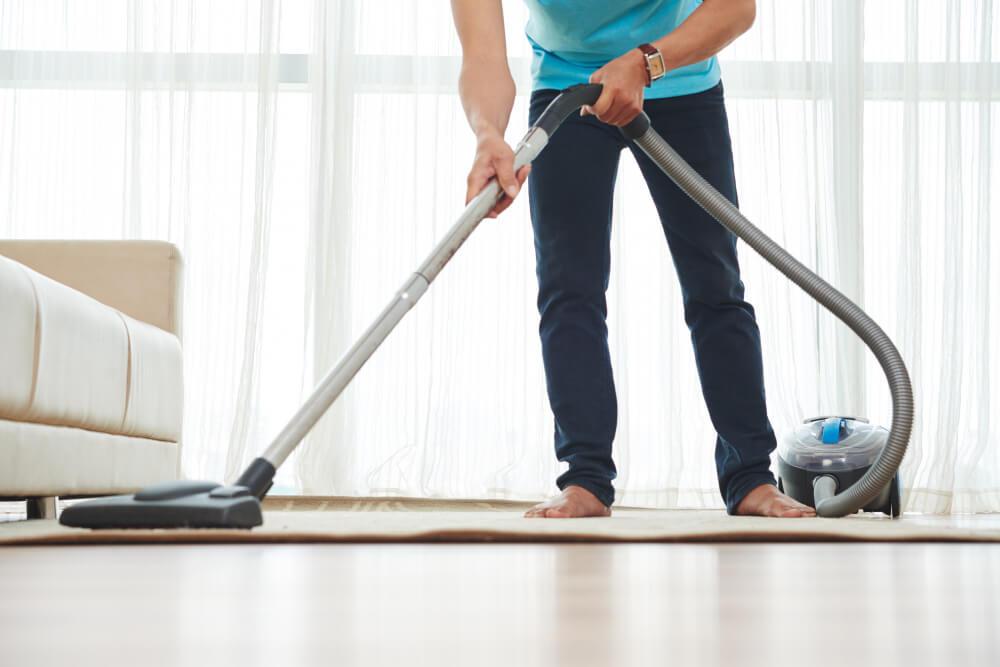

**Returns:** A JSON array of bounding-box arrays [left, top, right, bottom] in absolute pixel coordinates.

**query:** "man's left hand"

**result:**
[[583, 48, 648, 126]]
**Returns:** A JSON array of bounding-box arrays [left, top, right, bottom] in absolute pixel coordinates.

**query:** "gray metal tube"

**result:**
[[628, 122, 913, 517], [258, 127, 550, 470]]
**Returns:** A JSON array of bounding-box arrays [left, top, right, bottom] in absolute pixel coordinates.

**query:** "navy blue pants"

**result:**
[[527, 82, 777, 514]]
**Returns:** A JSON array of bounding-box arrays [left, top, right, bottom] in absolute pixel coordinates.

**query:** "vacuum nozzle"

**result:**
[[58, 480, 263, 529]]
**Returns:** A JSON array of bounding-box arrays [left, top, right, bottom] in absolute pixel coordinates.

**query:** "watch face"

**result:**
[[648, 53, 666, 79]]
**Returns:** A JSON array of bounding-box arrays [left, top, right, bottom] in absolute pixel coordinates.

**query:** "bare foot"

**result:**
[[524, 485, 611, 519], [736, 483, 817, 517]]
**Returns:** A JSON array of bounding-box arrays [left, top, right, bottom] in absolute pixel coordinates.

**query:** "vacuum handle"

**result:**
[[532, 83, 602, 134], [533, 83, 651, 140]]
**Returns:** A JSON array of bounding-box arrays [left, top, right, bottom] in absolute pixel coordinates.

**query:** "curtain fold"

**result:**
[[293, 0, 358, 494], [223, 0, 282, 484], [0, 0, 996, 512]]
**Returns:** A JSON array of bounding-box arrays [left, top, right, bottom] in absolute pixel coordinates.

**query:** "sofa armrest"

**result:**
[[0, 240, 183, 338]]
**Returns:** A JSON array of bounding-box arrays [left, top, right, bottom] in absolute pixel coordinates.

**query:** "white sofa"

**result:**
[[0, 240, 184, 518]]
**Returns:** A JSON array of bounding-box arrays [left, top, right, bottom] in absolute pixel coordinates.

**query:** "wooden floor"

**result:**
[[1, 542, 997, 666]]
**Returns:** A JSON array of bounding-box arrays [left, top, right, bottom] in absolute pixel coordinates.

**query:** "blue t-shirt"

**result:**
[[523, 0, 720, 99]]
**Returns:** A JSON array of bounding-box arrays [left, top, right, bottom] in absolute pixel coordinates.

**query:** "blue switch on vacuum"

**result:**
[[821, 417, 844, 444]]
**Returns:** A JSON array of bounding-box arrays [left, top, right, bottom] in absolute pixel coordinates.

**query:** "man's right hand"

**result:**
[[466, 129, 531, 218]]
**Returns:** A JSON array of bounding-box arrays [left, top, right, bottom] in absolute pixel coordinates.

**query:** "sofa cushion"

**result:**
[[0, 419, 179, 496], [24, 265, 130, 433], [0, 256, 182, 443], [121, 314, 183, 441], [0, 257, 36, 418]]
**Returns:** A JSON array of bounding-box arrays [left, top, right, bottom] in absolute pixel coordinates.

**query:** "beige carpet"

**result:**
[[1, 496, 999, 545]]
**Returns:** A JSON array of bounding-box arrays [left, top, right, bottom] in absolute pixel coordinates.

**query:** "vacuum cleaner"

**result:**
[[778, 417, 902, 516], [59, 84, 913, 529]]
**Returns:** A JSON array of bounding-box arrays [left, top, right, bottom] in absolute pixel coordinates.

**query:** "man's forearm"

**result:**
[[459, 58, 516, 139], [451, 0, 526, 211], [451, 0, 515, 139], [652, 0, 756, 71]]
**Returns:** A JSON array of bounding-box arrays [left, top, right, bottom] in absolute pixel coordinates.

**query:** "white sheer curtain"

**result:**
[[0, 0, 307, 485], [1, 1, 996, 512]]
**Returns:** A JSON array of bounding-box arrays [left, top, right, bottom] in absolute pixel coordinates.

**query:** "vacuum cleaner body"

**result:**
[[778, 417, 902, 516]]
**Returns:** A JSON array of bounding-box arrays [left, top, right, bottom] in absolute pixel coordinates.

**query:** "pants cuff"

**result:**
[[557, 477, 615, 509], [725, 470, 777, 515]]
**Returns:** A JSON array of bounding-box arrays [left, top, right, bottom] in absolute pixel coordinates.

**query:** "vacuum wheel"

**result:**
[[887, 472, 902, 518]]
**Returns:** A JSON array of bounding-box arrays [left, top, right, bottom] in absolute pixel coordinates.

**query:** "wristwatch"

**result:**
[[638, 43, 666, 87]]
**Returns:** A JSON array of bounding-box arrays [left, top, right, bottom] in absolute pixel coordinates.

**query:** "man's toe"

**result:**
[[779, 504, 814, 517], [790, 503, 816, 516]]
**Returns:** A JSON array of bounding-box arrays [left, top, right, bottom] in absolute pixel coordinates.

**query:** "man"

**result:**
[[451, 0, 815, 518]]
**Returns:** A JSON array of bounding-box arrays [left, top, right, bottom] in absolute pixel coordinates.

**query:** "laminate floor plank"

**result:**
[[1, 542, 997, 666]]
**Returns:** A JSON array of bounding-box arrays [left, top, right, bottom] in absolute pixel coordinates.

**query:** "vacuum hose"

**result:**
[[534, 84, 914, 517]]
